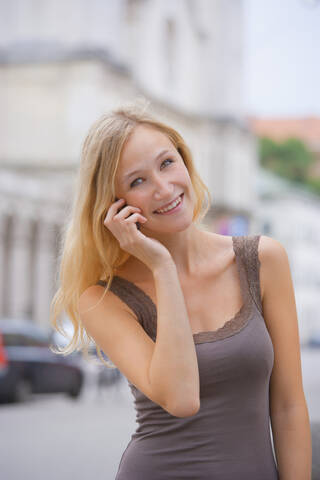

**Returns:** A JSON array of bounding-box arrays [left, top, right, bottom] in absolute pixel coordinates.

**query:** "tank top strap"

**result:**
[[232, 234, 263, 316], [96, 276, 157, 342]]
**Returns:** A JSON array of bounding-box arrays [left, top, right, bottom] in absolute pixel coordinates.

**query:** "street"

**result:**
[[0, 346, 319, 480], [0, 374, 135, 480]]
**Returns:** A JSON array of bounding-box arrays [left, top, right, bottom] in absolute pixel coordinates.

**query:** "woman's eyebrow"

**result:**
[[122, 148, 171, 183]]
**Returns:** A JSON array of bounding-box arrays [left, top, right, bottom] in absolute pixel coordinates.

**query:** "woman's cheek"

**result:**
[[128, 192, 147, 210]]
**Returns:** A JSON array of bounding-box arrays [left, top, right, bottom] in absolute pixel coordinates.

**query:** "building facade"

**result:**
[[0, 0, 259, 326]]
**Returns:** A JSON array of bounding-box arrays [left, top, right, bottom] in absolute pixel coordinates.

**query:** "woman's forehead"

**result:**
[[118, 126, 175, 170], [123, 125, 172, 155]]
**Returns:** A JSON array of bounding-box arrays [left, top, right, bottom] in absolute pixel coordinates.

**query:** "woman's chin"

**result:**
[[140, 216, 193, 235]]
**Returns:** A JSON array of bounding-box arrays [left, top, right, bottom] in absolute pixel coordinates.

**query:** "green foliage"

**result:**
[[259, 136, 314, 184], [306, 177, 320, 195]]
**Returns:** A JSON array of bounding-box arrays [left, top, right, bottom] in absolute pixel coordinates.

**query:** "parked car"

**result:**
[[0, 318, 84, 403]]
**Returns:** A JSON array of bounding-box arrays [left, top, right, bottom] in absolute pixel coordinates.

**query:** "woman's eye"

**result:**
[[130, 175, 146, 188], [130, 178, 143, 188], [130, 159, 174, 188], [161, 158, 173, 168]]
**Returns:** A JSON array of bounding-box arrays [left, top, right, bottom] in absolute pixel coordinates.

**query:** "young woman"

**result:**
[[50, 103, 312, 479]]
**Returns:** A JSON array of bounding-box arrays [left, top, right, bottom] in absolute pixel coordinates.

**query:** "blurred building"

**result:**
[[248, 114, 320, 343], [0, 0, 259, 326], [257, 168, 320, 344]]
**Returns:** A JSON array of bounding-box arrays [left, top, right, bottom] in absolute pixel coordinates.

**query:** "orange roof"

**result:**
[[247, 116, 320, 147]]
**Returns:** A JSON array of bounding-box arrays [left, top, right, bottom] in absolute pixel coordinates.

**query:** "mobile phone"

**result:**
[[114, 197, 140, 230]]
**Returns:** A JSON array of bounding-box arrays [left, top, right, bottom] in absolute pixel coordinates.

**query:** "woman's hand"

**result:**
[[104, 198, 172, 272]]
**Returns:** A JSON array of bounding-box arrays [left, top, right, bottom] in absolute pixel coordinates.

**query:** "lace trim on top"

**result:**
[[243, 235, 263, 315], [97, 235, 262, 345], [97, 276, 158, 342]]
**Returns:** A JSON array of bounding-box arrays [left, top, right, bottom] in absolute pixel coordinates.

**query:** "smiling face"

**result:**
[[114, 124, 196, 235]]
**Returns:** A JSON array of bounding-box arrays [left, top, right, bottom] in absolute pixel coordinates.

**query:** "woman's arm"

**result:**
[[259, 235, 312, 480], [149, 260, 200, 417], [102, 198, 200, 416], [79, 258, 200, 418]]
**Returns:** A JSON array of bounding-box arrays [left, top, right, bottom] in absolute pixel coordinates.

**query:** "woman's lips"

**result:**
[[153, 193, 184, 214]]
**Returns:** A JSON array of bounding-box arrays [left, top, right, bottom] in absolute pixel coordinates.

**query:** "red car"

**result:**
[[0, 330, 8, 376]]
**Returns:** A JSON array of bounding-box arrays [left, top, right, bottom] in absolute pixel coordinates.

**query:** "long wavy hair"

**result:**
[[49, 100, 212, 367]]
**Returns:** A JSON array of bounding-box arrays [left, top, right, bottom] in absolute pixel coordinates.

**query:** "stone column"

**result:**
[[33, 220, 57, 328], [7, 215, 33, 319]]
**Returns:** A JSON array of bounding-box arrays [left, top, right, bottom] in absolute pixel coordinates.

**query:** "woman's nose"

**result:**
[[153, 177, 173, 199]]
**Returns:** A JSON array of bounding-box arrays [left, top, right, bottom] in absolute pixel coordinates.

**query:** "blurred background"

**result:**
[[0, 0, 319, 478]]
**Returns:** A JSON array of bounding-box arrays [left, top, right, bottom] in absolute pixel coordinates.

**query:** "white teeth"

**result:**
[[156, 195, 182, 213]]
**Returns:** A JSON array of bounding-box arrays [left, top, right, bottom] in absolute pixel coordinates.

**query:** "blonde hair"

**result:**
[[49, 100, 212, 367]]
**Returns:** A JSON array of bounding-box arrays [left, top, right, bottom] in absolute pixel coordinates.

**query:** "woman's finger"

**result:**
[[123, 213, 147, 224], [104, 198, 126, 223], [114, 205, 141, 220]]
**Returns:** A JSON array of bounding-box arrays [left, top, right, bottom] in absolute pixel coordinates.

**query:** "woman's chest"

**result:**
[[118, 258, 245, 335], [182, 277, 244, 334]]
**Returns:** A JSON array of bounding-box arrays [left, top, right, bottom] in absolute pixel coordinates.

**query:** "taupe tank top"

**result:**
[[97, 234, 279, 479]]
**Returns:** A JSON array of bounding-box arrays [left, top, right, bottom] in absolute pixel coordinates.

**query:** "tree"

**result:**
[[259, 137, 314, 183]]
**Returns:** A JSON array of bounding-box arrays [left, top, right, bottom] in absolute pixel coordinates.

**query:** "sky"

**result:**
[[243, 0, 320, 117]]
